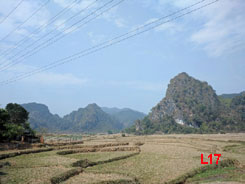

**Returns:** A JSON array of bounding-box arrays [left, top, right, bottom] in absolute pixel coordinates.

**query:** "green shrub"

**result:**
[[50, 168, 83, 184], [72, 159, 96, 168]]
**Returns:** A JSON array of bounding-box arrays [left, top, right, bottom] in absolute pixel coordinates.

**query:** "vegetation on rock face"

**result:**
[[21, 102, 65, 132], [21, 102, 145, 133], [21, 103, 127, 133], [63, 103, 123, 133], [126, 73, 245, 134], [0, 103, 35, 142], [230, 92, 245, 122]]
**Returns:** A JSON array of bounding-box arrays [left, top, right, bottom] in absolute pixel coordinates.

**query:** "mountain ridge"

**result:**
[[101, 107, 145, 128], [21, 103, 145, 133]]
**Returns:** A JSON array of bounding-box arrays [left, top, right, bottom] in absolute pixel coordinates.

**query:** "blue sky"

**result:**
[[0, 0, 244, 116]]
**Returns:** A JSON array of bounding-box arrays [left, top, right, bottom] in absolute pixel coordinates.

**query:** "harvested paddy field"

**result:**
[[0, 133, 244, 184]]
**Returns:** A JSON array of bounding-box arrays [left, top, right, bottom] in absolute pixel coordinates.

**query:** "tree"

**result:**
[[6, 103, 29, 125], [0, 103, 35, 142], [0, 108, 10, 140], [107, 130, 113, 134]]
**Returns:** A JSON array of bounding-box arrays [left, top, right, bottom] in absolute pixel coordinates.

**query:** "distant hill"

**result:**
[[21, 103, 143, 133], [230, 92, 245, 123], [102, 107, 146, 128], [102, 107, 122, 114], [219, 92, 244, 99], [63, 104, 123, 133], [126, 73, 245, 134], [219, 92, 245, 107], [21, 103, 64, 132]]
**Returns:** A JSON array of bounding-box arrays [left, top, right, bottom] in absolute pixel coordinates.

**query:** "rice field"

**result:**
[[0, 133, 244, 184]]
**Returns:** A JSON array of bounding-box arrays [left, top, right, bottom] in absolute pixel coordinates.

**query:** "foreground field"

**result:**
[[0, 133, 244, 184]]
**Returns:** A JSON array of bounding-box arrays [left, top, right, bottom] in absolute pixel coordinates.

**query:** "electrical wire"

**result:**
[[0, 0, 123, 72], [0, 0, 219, 86], [0, 0, 79, 58], [0, 0, 25, 25], [0, 0, 51, 43]]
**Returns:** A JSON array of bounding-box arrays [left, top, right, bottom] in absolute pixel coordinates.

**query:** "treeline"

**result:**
[[0, 103, 35, 142]]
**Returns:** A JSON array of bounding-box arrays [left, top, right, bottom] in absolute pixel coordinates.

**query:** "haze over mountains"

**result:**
[[21, 103, 145, 133], [101, 107, 145, 128]]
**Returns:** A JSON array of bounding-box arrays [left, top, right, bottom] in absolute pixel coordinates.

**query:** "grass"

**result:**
[[86, 152, 189, 184], [0, 147, 54, 159], [59, 152, 140, 183], [186, 167, 245, 183], [0, 151, 77, 184], [0, 133, 245, 184], [166, 158, 241, 184], [2, 151, 76, 168], [64, 151, 135, 162], [63, 172, 135, 184], [223, 143, 245, 154]]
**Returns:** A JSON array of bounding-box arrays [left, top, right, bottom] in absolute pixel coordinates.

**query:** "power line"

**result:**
[[0, 0, 217, 83], [0, 0, 113, 70], [0, 0, 51, 43], [0, 0, 79, 59], [2, 0, 100, 64], [0, 0, 123, 72], [0, 0, 219, 86], [0, 0, 25, 25], [1, 0, 204, 69]]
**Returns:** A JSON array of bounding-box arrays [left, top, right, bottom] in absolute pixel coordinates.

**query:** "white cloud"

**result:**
[[53, 0, 98, 12], [87, 31, 106, 44], [54, 19, 66, 31], [25, 72, 87, 86], [114, 18, 126, 28], [0, 1, 50, 43], [132, 17, 182, 35], [140, 0, 245, 57], [158, 0, 198, 8], [190, 0, 245, 56], [98, 80, 163, 92], [155, 21, 182, 34], [1, 64, 87, 86]]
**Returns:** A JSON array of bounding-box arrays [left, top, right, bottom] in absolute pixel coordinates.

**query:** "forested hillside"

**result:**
[[126, 73, 245, 134]]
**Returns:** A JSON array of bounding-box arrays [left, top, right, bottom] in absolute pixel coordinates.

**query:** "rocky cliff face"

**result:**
[[149, 72, 221, 127], [22, 103, 124, 133], [21, 102, 63, 131]]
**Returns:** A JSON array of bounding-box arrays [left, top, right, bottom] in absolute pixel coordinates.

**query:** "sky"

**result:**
[[0, 0, 244, 116]]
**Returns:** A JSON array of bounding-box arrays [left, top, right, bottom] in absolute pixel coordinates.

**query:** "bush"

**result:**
[[50, 168, 83, 184], [134, 142, 144, 146], [0, 148, 53, 160], [72, 159, 96, 168], [108, 130, 113, 134]]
